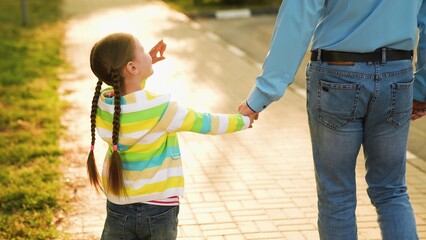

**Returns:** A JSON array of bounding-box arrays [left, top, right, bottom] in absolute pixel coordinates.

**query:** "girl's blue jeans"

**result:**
[[306, 59, 418, 240], [101, 200, 179, 240]]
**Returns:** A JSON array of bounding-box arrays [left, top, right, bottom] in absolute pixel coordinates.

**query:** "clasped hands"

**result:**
[[238, 101, 259, 128]]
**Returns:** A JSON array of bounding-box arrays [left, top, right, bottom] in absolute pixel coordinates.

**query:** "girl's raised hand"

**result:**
[[149, 40, 167, 64]]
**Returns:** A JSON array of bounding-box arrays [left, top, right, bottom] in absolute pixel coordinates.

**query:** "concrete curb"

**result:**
[[187, 7, 278, 19], [215, 8, 251, 19]]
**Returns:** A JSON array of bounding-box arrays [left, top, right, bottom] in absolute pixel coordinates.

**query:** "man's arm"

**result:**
[[412, 0, 426, 120], [414, 0, 426, 102], [245, 0, 325, 113]]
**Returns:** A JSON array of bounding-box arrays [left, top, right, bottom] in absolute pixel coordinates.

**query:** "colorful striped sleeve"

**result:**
[[158, 101, 250, 134]]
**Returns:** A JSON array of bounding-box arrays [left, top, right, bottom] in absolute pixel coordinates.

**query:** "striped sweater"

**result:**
[[96, 88, 250, 205]]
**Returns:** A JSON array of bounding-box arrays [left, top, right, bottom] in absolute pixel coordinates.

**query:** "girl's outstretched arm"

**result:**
[[158, 101, 252, 134]]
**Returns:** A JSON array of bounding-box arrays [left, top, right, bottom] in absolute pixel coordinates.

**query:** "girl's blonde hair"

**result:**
[[87, 33, 136, 196]]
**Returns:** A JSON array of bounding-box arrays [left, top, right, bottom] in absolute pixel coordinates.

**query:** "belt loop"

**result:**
[[317, 49, 322, 62], [381, 47, 387, 64]]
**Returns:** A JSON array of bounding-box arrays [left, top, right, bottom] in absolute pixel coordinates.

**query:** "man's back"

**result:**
[[312, 0, 421, 52]]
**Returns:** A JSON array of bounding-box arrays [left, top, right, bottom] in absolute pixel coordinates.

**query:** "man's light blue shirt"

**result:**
[[247, 0, 426, 112]]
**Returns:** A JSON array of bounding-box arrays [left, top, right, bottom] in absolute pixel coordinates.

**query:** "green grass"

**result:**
[[162, 0, 281, 17], [0, 0, 66, 239]]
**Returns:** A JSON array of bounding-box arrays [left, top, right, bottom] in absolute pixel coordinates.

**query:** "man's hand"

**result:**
[[149, 40, 167, 64], [238, 100, 255, 115], [412, 100, 426, 121], [238, 100, 259, 128]]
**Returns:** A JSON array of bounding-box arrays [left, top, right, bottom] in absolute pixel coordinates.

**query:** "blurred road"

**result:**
[[59, 1, 426, 239]]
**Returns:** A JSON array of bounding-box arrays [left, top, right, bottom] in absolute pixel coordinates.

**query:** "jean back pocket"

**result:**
[[387, 78, 414, 128], [318, 79, 363, 130]]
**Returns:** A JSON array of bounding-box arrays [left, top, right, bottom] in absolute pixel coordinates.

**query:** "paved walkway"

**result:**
[[59, 1, 426, 239]]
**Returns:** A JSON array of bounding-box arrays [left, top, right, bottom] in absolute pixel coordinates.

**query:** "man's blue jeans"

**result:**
[[101, 200, 179, 240], [306, 60, 418, 240]]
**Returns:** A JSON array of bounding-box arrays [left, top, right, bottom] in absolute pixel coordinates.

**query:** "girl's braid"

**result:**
[[91, 79, 103, 146], [111, 69, 121, 147], [107, 69, 126, 196], [87, 78, 103, 192]]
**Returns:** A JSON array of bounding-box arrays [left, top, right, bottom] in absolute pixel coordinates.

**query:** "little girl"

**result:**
[[87, 32, 255, 240]]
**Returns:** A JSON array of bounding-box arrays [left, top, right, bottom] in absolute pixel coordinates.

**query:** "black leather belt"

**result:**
[[310, 48, 413, 63]]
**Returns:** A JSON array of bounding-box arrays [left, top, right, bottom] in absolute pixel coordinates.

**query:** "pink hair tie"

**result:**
[[90, 145, 95, 151], [113, 145, 118, 151]]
